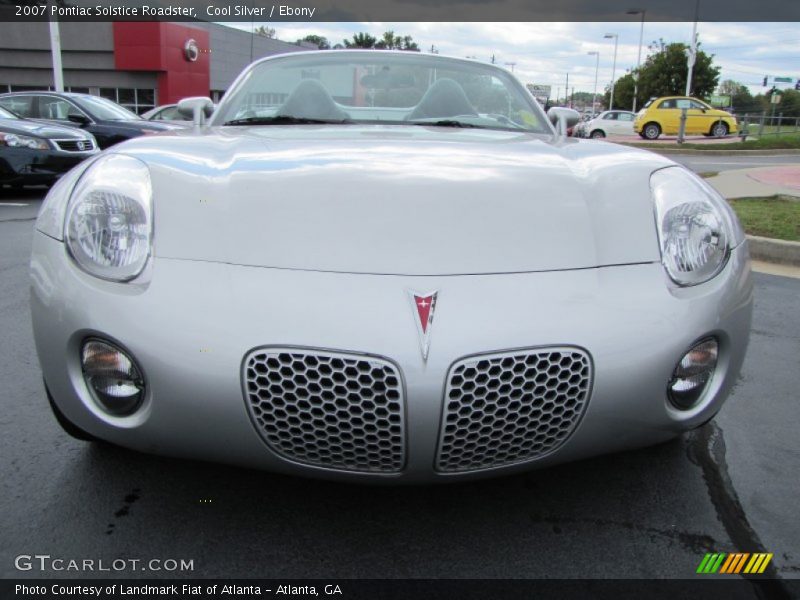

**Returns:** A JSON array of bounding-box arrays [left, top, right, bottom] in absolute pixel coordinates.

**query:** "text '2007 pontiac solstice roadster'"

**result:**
[[31, 51, 752, 482]]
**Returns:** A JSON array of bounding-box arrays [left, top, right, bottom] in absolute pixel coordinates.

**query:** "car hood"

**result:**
[[101, 120, 183, 133], [118, 125, 673, 275], [0, 118, 92, 140]]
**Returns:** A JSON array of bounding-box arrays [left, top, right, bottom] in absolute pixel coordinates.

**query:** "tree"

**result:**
[[375, 31, 419, 51], [375, 31, 401, 50], [253, 26, 276, 39], [401, 35, 419, 52], [297, 35, 330, 50], [717, 79, 760, 114], [609, 38, 720, 110], [604, 73, 635, 110], [343, 33, 377, 49], [343, 31, 420, 51], [766, 89, 800, 118]]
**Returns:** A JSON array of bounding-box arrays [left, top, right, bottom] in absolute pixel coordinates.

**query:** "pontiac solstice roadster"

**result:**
[[30, 51, 752, 482]]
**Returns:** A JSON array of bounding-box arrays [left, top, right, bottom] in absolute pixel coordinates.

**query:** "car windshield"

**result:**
[[0, 106, 17, 119], [74, 95, 141, 121], [213, 52, 550, 133]]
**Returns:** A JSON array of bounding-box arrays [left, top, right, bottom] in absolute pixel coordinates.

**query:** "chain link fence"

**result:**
[[676, 109, 800, 143], [736, 113, 800, 139]]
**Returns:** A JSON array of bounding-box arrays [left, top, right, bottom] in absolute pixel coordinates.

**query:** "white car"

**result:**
[[585, 110, 637, 139]]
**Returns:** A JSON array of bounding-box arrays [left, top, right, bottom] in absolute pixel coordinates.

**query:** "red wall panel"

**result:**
[[113, 23, 210, 104]]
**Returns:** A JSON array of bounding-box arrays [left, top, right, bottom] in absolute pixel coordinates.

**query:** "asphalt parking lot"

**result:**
[[1, 189, 798, 588]]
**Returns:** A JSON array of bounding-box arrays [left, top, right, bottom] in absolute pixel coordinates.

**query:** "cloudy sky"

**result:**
[[226, 21, 798, 99]]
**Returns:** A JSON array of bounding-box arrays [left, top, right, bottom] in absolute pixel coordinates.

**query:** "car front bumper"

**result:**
[[0, 146, 96, 185], [31, 232, 753, 483]]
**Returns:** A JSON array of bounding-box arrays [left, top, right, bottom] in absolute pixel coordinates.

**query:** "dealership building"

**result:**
[[0, 21, 315, 113]]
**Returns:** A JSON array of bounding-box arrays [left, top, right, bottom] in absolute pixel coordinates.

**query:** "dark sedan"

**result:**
[[0, 91, 182, 149], [0, 105, 98, 187]]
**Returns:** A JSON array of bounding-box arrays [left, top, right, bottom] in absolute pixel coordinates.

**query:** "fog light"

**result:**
[[81, 339, 145, 416], [668, 338, 718, 410]]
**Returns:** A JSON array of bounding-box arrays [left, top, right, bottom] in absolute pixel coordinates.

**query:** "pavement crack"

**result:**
[[527, 515, 718, 554], [687, 422, 792, 600]]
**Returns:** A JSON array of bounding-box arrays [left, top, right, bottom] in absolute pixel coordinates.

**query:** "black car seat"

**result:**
[[407, 78, 477, 120], [277, 80, 349, 121]]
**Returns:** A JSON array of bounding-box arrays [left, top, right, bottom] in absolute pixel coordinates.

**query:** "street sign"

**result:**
[[526, 84, 551, 102], [709, 94, 731, 108], [771, 93, 781, 104], [773, 77, 793, 83]]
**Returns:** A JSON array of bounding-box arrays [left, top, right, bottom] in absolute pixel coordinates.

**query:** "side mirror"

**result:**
[[547, 107, 580, 136], [177, 97, 214, 127], [67, 113, 90, 126]]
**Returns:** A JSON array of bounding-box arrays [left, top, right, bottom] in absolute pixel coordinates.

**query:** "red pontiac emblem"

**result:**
[[408, 290, 438, 361]]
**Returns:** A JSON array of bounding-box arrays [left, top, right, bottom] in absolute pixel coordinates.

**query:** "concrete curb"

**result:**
[[619, 146, 800, 156], [747, 235, 800, 266]]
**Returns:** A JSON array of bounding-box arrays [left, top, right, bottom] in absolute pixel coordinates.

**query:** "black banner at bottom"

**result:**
[[3, 579, 800, 600]]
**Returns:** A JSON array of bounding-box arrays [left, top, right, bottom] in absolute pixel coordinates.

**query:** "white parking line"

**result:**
[[0, 203, 29, 207]]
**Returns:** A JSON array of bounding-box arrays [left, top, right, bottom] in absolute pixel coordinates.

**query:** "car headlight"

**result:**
[[0, 132, 50, 150], [65, 154, 152, 282], [651, 167, 743, 286]]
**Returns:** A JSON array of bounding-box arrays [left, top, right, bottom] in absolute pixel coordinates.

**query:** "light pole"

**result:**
[[685, 0, 700, 96], [604, 33, 619, 110], [505, 62, 516, 73], [627, 9, 646, 112], [588, 51, 600, 117]]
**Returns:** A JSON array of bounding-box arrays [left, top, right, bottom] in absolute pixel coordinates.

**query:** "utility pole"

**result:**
[[48, 0, 64, 92], [565, 73, 569, 107], [505, 62, 516, 73], [685, 0, 700, 96]]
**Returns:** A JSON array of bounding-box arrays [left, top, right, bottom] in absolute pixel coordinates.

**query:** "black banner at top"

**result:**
[[1, 0, 799, 22]]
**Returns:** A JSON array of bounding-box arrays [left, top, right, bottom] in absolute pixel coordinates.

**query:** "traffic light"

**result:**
[[763, 75, 768, 86], [796, 80, 800, 91]]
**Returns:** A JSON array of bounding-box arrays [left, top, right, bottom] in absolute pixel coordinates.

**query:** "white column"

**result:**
[[48, 18, 64, 92]]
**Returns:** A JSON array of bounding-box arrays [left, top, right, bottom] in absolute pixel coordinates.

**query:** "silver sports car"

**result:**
[[31, 51, 752, 482]]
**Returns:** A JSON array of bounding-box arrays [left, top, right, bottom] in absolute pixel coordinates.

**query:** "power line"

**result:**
[[706, 37, 800, 51]]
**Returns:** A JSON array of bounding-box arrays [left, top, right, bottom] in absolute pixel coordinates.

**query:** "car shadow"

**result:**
[[38, 432, 727, 578]]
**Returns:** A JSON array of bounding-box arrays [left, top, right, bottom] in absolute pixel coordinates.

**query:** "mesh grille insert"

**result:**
[[436, 348, 592, 473], [244, 349, 405, 473]]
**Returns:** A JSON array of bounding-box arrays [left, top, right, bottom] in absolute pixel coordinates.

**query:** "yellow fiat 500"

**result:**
[[634, 96, 737, 140]]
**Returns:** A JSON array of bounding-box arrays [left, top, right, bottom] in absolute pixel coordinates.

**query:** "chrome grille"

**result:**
[[54, 139, 94, 152], [244, 349, 406, 473], [436, 348, 592, 473]]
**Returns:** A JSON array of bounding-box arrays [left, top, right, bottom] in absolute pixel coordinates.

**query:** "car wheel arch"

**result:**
[[643, 122, 661, 140], [710, 121, 729, 138]]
